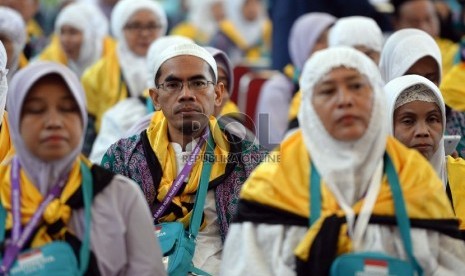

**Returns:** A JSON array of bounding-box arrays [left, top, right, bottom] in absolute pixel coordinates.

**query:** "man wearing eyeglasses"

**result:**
[[101, 43, 267, 275]]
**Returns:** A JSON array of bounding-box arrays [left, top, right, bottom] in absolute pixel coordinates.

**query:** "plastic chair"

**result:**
[[237, 70, 278, 131]]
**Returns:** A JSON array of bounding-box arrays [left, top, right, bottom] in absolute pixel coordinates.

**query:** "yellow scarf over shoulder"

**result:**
[[146, 116, 229, 227], [447, 155, 465, 230], [218, 19, 272, 62], [240, 131, 455, 261], [288, 90, 302, 121], [0, 157, 89, 248], [0, 113, 14, 162]]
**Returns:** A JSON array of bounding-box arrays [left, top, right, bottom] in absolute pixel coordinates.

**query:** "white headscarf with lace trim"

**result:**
[[384, 74, 447, 187]]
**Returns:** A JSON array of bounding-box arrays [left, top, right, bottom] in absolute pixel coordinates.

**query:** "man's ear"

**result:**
[[149, 87, 160, 111], [214, 82, 224, 107]]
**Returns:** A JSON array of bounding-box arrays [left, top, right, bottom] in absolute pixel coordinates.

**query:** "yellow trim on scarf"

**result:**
[[440, 63, 465, 112], [218, 19, 271, 61], [18, 53, 28, 69], [435, 37, 459, 77], [27, 20, 43, 39], [447, 155, 465, 230], [81, 46, 127, 132], [170, 22, 210, 45], [0, 113, 14, 163], [146, 116, 229, 227], [288, 90, 302, 121], [220, 100, 240, 117], [283, 64, 295, 80], [240, 131, 455, 261], [0, 157, 86, 247]]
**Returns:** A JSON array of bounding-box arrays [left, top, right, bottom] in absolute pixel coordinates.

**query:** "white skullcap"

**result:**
[[329, 16, 383, 53], [111, 0, 168, 42], [152, 43, 218, 84], [146, 35, 194, 87]]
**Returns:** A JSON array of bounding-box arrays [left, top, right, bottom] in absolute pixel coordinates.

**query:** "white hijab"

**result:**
[[379, 28, 442, 83], [329, 16, 383, 53], [188, 0, 224, 39], [0, 41, 7, 124], [0, 7, 26, 81], [111, 0, 167, 97], [298, 46, 388, 205], [7, 62, 88, 195], [225, 0, 268, 47], [55, 2, 109, 77], [384, 74, 447, 186]]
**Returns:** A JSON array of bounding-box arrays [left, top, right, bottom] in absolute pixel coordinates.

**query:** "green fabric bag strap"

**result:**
[[384, 154, 423, 275], [189, 132, 215, 237], [79, 162, 94, 275], [0, 162, 93, 273], [310, 153, 423, 275]]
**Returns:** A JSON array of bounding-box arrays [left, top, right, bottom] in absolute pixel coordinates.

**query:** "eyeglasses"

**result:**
[[124, 23, 162, 33], [157, 79, 215, 93]]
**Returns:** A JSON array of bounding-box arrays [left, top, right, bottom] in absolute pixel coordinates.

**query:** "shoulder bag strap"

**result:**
[[189, 132, 215, 237], [79, 162, 94, 275], [384, 154, 423, 276]]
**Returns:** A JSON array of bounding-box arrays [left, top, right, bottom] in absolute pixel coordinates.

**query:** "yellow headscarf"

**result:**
[[146, 116, 229, 227]]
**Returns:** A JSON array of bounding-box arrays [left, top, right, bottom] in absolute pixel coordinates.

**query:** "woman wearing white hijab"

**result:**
[[328, 16, 383, 64], [88, 35, 194, 164], [0, 41, 13, 161], [220, 47, 465, 275], [38, 2, 115, 77], [255, 12, 336, 147], [81, 0, 167, 150], [209, 0, 271, 65], [379, 28, 465, 158], [384, 74, 465, 234], [171, 0, 225, 45], [0, 6, 27, 81], [0, 61, 165, 275]]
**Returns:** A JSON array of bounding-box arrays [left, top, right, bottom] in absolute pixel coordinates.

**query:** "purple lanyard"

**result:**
[[153, 129, 210, 222], [0, 157, 66, 273]]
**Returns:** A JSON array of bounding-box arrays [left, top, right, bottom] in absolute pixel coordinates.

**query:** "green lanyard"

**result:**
[[309, 153, 423, 275]]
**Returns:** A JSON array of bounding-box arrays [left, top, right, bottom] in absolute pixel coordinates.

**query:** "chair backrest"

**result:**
[[237, 70, 278, 131], [231, 63, 269, 105]]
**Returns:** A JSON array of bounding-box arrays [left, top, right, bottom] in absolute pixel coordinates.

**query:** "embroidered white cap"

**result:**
[[152, 43, 218, 85]]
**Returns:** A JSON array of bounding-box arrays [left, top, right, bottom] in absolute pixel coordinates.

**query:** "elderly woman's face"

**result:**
[[20, 75, 83, 162], [393, 100, 443, 160], [123, 9, 163, 56], [312, 67, 373, 141]]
